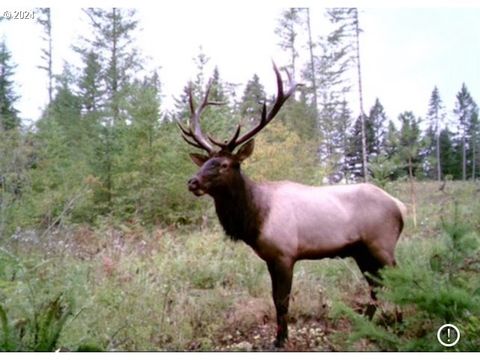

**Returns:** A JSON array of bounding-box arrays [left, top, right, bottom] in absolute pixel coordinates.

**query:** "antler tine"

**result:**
[[208, 123, 241, 152], [225, 123, 242, 151], [207, 123, 241, 150], [274, 61, 285, 99], [188, 83, 195, 115], [179, 62, 298, 154], [178, 80, 218, 154], [197, 79, 226, 111], [177, 120, 192, 137], [181, 133, 206, 150], [232, 62, 298, 148], [207, 135, 226, 147]]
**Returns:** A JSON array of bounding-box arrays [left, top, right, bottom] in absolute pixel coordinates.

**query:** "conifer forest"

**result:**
[[0, 7, 479, 351]]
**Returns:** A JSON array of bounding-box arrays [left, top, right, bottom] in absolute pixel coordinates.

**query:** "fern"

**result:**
[[34, 294, 72, 351], [0, 304, 17, 351]]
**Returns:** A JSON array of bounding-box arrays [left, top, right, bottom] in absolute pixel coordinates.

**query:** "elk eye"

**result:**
[[221, 163, 228, 169], [207, 161, 218, 169]]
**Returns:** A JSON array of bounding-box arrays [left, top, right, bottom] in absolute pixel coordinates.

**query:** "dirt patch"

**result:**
[[213, 297, 342, 351]]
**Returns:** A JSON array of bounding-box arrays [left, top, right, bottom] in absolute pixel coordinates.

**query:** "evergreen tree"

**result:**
[[439, 127, 461, 179], [278, 88, 318, 141], [35, 65, 83, 161], [275, 8, 320, 143], [30, 65, 92, 224], [76, 50, 104, 207], [352, 8, 368, 182], [206, 66, 234, 141], [0, 129, 31, 238], [384, 120, 399, 160], [0, 41, 20, 131], [469, 110, 479, 180], [275, 8, 302, 79], [326, 8, 368, 181], [303, 8, 318, 118], [337, 99, 352, 175], [49, 66, 83, 139], [317, 94, 352, 173], [0, 42, 26, 236], [239, 74, 266, 122], [421, 125, 436, 179], [174, 50, 233, 147], [398, 111, 422, 177], [453, 83, 477, 180], [80, 8, 142, 209], [82, 8, 141, 123], [315, 8, 367, 177], [366, 98, 387, 159], [114, 73, 162, 222], [426, 86, 445, 180], [399, 111, 422, 227], [348, 106, 391, 183], [77, 50, 103, 113], [345, 115, 363, 180], [315, 31, 352, 173], [316, 17, 352, 106], [36, 8, 54, 105], [173, 47, 210, 123], [209, 66, 229, 103]]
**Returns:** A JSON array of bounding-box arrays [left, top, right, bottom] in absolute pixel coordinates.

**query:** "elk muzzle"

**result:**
[[188, 177, 206, 196]]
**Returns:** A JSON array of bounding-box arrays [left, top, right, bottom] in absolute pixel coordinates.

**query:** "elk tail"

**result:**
[[393, 197, 408, 224]]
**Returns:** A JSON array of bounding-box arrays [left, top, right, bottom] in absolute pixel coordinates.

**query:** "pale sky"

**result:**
[[1, 0, 479, 128]]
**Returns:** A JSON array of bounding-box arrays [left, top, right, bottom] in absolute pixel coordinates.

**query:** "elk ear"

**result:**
[[189, 153, 209, 167], [235, 139, 255, 162]]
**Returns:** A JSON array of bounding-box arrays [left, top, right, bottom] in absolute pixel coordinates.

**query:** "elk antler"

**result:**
[[221, 62, 299, 152], [177, 80, 224, 154], [178, 62, 299, 154]]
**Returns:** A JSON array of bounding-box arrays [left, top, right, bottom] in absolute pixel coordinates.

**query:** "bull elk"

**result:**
[[178, 63, 406, 348]]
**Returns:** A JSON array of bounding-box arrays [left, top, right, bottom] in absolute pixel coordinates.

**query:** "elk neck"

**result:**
[[210, 172, 268, 247]]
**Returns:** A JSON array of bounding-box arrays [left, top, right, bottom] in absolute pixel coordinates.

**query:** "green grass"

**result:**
[[0, 181, 478, 351]]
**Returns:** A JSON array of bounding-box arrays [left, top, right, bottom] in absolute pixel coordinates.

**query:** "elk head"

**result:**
[[178, 63, 298, 197]]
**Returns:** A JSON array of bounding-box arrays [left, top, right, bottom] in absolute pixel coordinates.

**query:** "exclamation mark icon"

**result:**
[[438, 324, 460, 347]]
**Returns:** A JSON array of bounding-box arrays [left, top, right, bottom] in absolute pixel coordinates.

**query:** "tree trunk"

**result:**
[[111, 8, 119, 124], [47, 10, 53, 104], [408, 156, 417, 228], [436, 117, 441, 181], [289, 9, 297, 81], [472, 136, 476, 181], [353, 9, 368, 182], [305, 9, 318, 116], [38, 8, 53, 105], [462, 133, 467, 181]]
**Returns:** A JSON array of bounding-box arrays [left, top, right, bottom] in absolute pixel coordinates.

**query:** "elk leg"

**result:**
[[352, 246, 387, 319], [354, 244, 405, 324], [363, 268, 382, 320], [267, 259, 293, 348]]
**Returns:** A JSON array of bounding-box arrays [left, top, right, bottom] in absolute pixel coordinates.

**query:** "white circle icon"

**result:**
[[437, 324, 460, 347]]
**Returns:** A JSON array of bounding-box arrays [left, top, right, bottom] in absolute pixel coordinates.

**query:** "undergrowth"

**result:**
[[0, 249, 76, 351], [333, 205, 480, 351], [0, 182, 478, 351]]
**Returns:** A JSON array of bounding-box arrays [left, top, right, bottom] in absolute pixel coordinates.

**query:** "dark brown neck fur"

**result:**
[[210, 173, 267, 247]]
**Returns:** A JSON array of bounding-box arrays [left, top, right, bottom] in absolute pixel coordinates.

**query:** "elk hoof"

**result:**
[[364, 303, 377, 320], [273, 337, 286, 348]]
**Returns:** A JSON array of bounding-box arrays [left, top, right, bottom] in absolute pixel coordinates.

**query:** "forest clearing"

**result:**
[[0, 181, 479, 351], [1, 6, 480, 352]]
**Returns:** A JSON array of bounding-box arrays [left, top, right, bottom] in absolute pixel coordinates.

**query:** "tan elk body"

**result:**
[[251, 181, 405, 263], [179, 63, 406, 348]]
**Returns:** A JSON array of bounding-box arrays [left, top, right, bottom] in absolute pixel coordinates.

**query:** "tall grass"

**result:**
[[0, 181, 478, 350]]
